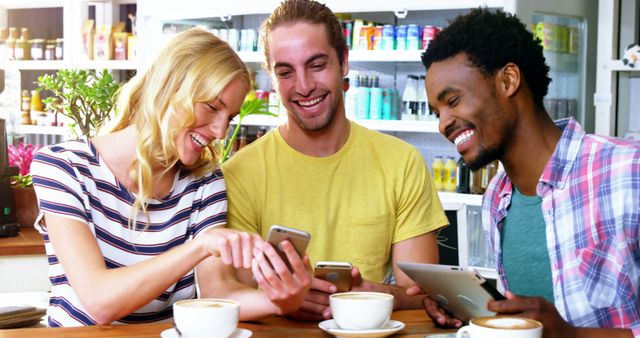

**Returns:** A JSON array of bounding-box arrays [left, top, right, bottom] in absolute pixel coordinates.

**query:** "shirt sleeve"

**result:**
[[220, 160, 260, 234], [31, 146, 88, 231], [392, 147, 448, 243], [190, 170, 228, 238]]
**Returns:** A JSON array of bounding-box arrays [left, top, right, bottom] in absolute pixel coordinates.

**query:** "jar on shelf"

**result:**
[[44, 40, 56, 60], [30, 90, 44, 112], [20, 90, 32, 125], [55, 38, 64, 60], [31, 38, 45, 60]]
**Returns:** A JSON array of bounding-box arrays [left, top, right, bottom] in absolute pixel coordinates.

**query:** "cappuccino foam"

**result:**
[[473, 317, 541, 330], [333, 293, 392, 300], [177, 300, 234, 308]]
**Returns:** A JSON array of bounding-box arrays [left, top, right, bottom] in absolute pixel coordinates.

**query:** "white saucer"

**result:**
[[318, 319, 405, 338], [160, 327, 252, 338]]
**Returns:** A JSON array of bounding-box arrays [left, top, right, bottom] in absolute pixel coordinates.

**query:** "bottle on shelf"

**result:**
[[471, 169, 484, 195], [390, 87, 399, 120], [31, 90, 45, 125], [5, 27, 18, 60], [356, 75, 370, 119], [255, 126, 268, 139], [345, 75, 359, 119], [443, 156, 457, 192], [381, 88, 392, 120], [481, 160, 499, 192], [0, 28, 7, 58], [456, 157, 470, 194], [401, 75, 418, 121], [431, 155, 444, 191], [20, 90, 32, 125], [237, 126, 248, 150], [417, 75, 428, 120], [14, 27, 30, 60], [369, 75, 383, 120]]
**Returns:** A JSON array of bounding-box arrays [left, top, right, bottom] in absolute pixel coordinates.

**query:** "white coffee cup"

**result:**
[[330, 291, 394, 330], [457, 316, 543, 338], [173, 298, 240, 338]]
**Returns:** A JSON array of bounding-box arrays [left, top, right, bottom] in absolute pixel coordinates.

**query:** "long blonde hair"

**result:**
[[102, 28, 251, 229]]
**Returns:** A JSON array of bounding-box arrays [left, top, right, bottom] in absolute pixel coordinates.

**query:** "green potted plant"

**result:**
[[218, 97, 277, 163], [37, 69, 121, 138]]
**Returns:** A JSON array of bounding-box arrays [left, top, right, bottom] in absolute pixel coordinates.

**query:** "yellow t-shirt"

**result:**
[[222, 122, 448, 282]]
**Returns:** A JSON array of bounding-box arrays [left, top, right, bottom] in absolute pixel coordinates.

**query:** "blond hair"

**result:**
[[102, 28, 250, 229]]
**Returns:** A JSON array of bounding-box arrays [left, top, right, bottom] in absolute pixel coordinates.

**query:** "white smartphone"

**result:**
[[266, 225, 311, 270], [314, 261, 353, 292]]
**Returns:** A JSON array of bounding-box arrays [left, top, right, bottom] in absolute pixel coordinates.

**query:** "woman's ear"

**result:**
[[499, 63, 521, 98]]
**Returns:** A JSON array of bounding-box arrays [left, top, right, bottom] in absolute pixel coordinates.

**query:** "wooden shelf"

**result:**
[[6, 60, 67, 70], [438, 191, 483, 209], [18, 125, 69, 136], [607, 60, 640, 72], [0, 227, 45, 256]]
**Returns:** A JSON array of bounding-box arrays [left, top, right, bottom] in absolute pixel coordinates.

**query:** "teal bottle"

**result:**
[[356, 75, 370, 119]]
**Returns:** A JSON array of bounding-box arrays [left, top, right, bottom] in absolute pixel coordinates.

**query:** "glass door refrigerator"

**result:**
[[504, 0, 598, 133]]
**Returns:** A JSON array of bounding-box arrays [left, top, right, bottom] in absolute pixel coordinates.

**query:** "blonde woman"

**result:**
[[31, 28, 310, 327]]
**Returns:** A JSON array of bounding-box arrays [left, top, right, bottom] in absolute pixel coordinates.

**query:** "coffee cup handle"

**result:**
[[456, 325, 471, 338]]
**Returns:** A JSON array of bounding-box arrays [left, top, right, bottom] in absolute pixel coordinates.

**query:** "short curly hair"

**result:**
[[422, 8, 551, 110]]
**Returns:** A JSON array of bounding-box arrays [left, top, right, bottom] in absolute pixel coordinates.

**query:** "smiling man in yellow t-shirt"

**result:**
[[220, 0, 448, 321]]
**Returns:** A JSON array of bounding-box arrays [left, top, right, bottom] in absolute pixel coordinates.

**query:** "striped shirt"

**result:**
[[483, 118, 640, 336], [31, 139, 227, 327]]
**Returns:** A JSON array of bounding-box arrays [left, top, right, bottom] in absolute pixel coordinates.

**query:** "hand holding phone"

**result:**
[[266, 224, 311, 270], [314, 261, 353, 292]]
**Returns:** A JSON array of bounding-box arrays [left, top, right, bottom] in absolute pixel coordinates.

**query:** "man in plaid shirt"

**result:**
[[416, 8, 640, 338]]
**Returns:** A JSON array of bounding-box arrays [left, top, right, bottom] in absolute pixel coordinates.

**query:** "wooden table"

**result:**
[[0, 310, 457, 337]]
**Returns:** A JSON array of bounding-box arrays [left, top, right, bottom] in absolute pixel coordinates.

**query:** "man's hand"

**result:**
[[488, 291, 575, 338], [285, 277, 337, 321], [251, 240, 312, 315], [406, 285, 463, 328], [287, 265, 371, 321]]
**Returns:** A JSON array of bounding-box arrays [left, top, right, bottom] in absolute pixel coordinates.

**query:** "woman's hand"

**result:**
[[198, 227, 264, 269], [251, 240, 313, 315]]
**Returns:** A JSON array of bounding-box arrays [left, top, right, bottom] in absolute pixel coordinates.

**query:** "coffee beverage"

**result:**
[[473, 317, 541, 330], [173, 298, 239, 338], [332, 293, 390, 300], [178, 300, 234, 308], [330, 291, 394, 330], [457, 316, 542, 338]]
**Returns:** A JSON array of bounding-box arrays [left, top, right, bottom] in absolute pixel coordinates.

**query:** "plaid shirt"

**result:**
[[483, 117, 640, 335]]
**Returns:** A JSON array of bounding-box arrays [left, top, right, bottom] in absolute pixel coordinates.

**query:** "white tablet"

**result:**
[[397, 262, 504, 322]]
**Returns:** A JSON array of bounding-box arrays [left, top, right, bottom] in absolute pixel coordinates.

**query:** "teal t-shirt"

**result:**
[[501, 188, 554, 303]]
